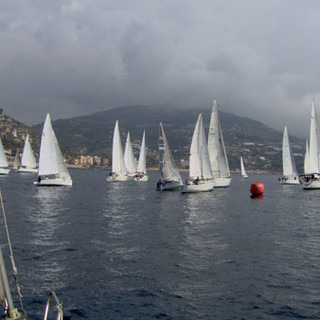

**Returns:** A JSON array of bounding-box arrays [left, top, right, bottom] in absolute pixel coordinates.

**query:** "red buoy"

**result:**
[[250, 182, 264, 196]]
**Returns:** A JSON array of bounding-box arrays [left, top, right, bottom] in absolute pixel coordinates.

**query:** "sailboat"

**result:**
[[12, 150, 20, 170], [18, 134, 38, 173], [134, 130, 148, 181], [300, 99, 320, 189], [0, 190, 64, 320], [208, 99, 231, 188], [240, 156, 248, 179], [124, 132, 137, 178], [280, 126, 299, 185], [181, 114, 214, 193], [157, 123, 183, 191], [107, 120, 128, 182], [34, 114, 72, 186], [0, 137, 10, 175]]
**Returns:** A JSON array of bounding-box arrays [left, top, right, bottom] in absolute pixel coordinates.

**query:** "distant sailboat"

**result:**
[[35, 114, 72, 186], [240, 156, 248, 179], [0, 137, 10, 175], [208, 99, 231, 188], [124, 132, 137, 178], [300, 99, 320, 189], [280, 126, 299, 185], [107, 120, 128, 182], [18, 134, 37, 173], [12, 150, 20, 170], [157, 123, 183, 191], [134, 130, 148, 181], [181, 114, 214, 193]]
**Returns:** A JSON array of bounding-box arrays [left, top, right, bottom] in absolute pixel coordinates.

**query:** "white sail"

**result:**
[[240, 156, 248, 178], [36, 113, 72, 186], [189, 113, 212, 180], [282, 126, 298, 179], [12, 150, 20, 169], [207, 99, 231, 187], [0, 137, 10, 174], [136, 130, 146, 174], [107, 120, 127, 181], [124, 132, 137, 176], [308, 100, 320, 173], [134, 130, 148, 181], [19, 134, 37, 172], [304, 139, 309, 174], [300, 99, 320, 189], [181, 114, 213, 193], [157, 123, 182, 190]]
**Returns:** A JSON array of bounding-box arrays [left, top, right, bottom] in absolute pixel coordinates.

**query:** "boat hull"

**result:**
[[34, 177, 72, 186], [0, 168, 10, 175], [107, 174, 128, 182], [157, 180, 182, 191], [18, 167, 38, 173], [134, 174, 148, 182], [280, 179, 300, 185], [213, 177, 232, 188], [181, 180, 214, 193], [300, 174, 320, 189]]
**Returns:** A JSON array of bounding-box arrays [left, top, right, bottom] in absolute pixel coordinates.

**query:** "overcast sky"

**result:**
[[1, 0, 320, 137]]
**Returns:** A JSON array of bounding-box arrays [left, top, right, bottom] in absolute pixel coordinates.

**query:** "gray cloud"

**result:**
[[1, 0, 320, 137]]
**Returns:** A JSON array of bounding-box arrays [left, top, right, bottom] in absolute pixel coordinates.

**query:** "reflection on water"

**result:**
[[30, 187, 70, 245], [4, 171, 320, 319], [26, 187, 71, 292]]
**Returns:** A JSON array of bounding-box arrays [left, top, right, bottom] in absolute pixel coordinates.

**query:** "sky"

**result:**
[[1, 0, 320, 137]]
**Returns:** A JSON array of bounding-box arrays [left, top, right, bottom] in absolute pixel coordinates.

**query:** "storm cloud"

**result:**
[[1, 0, 319, 137]]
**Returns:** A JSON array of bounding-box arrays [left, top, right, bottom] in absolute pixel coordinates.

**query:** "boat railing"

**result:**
[[43, 291, 63, 320]]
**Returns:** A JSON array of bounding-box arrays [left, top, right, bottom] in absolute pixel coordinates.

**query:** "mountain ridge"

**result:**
[[31, 104, 305, 172]]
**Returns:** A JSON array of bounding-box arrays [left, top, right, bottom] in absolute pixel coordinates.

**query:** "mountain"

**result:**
[[0, 111, 40, 162], [32, 104, 305, 172]]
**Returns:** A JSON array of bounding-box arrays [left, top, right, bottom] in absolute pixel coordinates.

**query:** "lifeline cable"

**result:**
[[0, 189, 24, 312]]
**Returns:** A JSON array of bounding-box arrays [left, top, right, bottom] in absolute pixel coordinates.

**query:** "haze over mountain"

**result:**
[[31, 104, 305, 172]]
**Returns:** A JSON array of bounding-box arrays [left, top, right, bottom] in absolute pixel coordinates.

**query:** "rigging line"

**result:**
[[0, 189, 24, 312]]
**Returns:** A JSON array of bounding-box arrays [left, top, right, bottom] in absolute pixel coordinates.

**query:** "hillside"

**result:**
[[32, 105, 305, 172], [0, 111, 40, 162]]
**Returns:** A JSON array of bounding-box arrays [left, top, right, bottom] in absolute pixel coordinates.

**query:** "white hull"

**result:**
[[181, 180, 214, 193], [300, 175, 320, 189], [107, 174, 128, 182], [34, 177, 72, 186], [213, 177, 232, 188], [0, 168, 10, 175], [280, 178, 300, 185], [241, 175, 248, 179], [134, 174, 148, 182], [157, 180, 182, 191], [17, 167, 38, 173]]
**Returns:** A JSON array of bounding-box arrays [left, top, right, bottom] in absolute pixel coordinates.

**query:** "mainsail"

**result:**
[[124, 132, 137, 175], [207, 99, 230, 179], [189, 114, 212, 180], [136, 130, 147, 175], [20, 134, 37, 169], [158, 123, 182, 184], [38, 113, 72, 185], [282, 126, 298, 178], [111, 120, 127, 176]]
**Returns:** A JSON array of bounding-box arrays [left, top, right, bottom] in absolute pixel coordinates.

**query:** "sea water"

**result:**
[[1, 170, 320, 319]]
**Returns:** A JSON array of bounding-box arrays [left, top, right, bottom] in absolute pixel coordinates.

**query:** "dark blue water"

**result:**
[[1, 170, 320, 319]]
